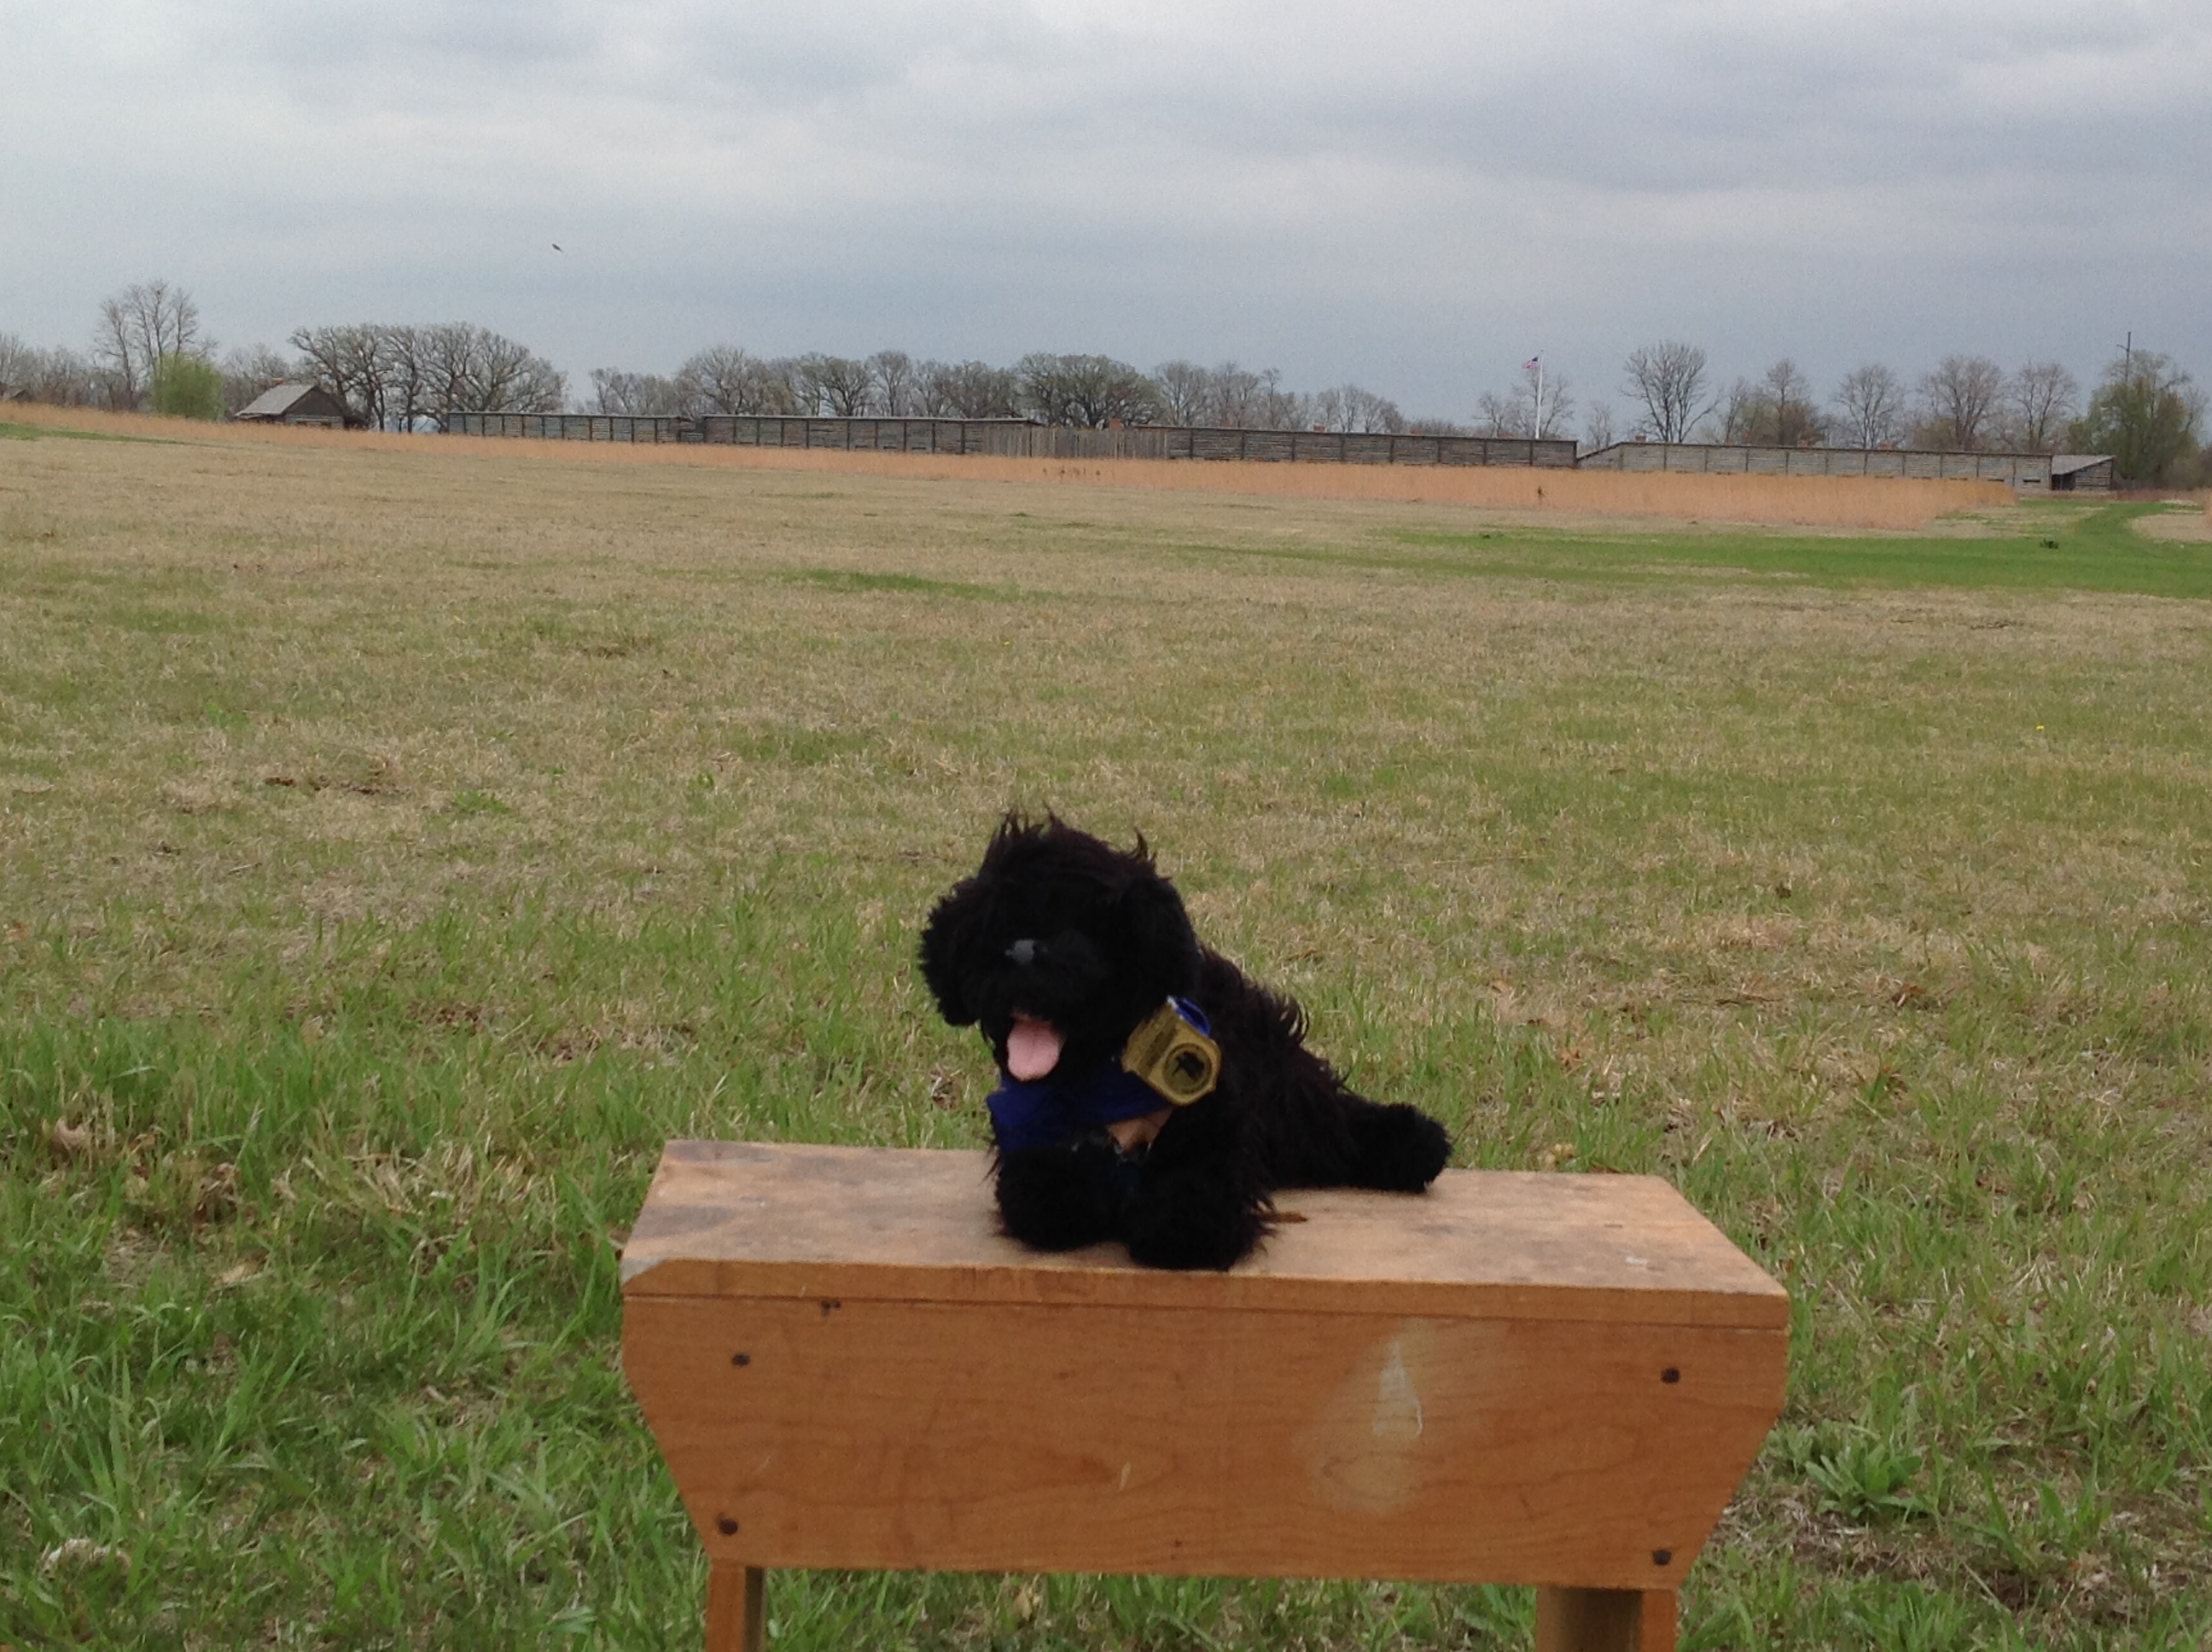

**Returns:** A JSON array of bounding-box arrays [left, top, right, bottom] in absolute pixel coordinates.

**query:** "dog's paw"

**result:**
[[994, 1136, 1131, 1251], [1125, 1169, 1267, 1271], [1354, 1102, 1453, 1191]]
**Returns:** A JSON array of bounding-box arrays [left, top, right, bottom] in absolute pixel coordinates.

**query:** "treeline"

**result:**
[[6, 277, 2207, 483], [0, 281, 259, 417], [589, 348, 1414, 435], [287, 324, 564, 431], [0, 279, 1410, 437], [1606, 342, 2208, 485], [0, 280, 567, 428]]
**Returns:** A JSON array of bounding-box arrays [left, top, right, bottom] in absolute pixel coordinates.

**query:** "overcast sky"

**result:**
[[3, 1, 2206, 424]]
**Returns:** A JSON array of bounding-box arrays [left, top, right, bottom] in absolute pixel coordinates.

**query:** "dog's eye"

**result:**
[[1005, 939, 1039, 966]]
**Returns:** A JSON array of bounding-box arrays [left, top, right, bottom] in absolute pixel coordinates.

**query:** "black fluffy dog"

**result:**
[[920, 814, 1452, 1269]]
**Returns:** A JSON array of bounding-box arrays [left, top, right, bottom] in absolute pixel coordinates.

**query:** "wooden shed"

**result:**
[[234, 382, 349, 428], [2047, 455, 2115, 493]]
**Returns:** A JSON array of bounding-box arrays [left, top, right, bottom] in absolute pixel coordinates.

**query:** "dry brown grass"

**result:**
[[2133, 504, 2212, 542], [2, 398, 2006, 530], [0, 429, 2197, 1064]]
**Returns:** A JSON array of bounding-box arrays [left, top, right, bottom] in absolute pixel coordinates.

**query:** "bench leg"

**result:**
[[1534, 1586, 1675, 1652], [705, 1562, 766, 1652]]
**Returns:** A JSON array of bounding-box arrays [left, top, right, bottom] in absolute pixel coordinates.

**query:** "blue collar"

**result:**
[[986, 998, 1212, 1153]]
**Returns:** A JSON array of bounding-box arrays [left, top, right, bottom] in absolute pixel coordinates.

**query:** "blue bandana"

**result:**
[[987, 999, 1213, 1153]]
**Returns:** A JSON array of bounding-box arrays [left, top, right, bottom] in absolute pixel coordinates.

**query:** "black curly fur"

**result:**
[[919, 813, 1452, 1269]]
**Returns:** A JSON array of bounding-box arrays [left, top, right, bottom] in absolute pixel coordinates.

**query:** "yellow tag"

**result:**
[[1121, 1002, 1220, 1105]]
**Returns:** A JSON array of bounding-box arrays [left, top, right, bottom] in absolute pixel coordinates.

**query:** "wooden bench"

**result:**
[[621, 1141, 1788, 1652]]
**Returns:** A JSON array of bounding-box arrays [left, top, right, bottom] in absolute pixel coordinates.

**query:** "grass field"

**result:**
[[3, 426, 2210, 1649]]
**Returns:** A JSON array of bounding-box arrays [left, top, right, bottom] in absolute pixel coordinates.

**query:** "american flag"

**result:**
[[1523, 357, 1541, 371]]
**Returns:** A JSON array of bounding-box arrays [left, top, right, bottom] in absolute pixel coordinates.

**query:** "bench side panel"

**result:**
[[625, 1295, 1784, 1591]]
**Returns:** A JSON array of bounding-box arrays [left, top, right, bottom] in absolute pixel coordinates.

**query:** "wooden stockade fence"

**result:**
[[1580, 439, 2057, 488], [445, 415, 2087, 492], [447, 411, 1579, 469], [700, 416, 1579, 469], [447, 412, 691, 444]]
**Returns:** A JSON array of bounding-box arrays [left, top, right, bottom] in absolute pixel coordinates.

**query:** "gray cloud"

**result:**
[[3, 1, 2205, 421]]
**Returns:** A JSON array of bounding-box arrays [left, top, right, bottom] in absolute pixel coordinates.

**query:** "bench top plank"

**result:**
[[621, 1142, 1787, 1330]]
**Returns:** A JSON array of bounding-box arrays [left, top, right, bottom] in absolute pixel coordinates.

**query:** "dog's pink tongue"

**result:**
[[1006, 1016, 1063, 1081]]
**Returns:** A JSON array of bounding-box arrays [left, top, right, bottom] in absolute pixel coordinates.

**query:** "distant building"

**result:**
[[234, 382, 348, 428], [2047, 455, 2116, 493]]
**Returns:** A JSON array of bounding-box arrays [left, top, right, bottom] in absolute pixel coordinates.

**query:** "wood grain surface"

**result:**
[[625, 1294, 1784, 1586], [620, 1141, 1788, 1330], [1535, 1586, 1677, 1652]]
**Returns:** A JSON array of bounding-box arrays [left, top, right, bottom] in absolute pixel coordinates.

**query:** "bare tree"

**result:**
[[1830, 364, 1906, 449], [379, 326, 438, 429], [218, 343, 295, 415], [1205, 363, 1267, 428], [290, 323, 386, 427], [2003, 361, 2079, 453], [589, 368, 683, 416], [1476, 361, 1573, 439], [1760, 358, 1823, 445], [1622, 340, 1709, 442], [1147, 361, 1312, 429], [1254, 370, 1310, 432], [1916, 354, 2005, 451], [0, 333, 35, 400], [3, 344, 101, 406], [677, 346, 797, 416], [417, 324, 486, 424], [467, 329, 566, 416], [1312, 384, 1405, 434], [920, 359, 1018, 419], [1151, 360, 1208, 425], [94, 279, 204, 410], [868, 351, 920, 416], [291, 320, 562, 428], [1581, 403, 1616, 452], [795, 354, 876, 416], [1015, 353, 1161, 427], [1699, 377, 1763, 443]]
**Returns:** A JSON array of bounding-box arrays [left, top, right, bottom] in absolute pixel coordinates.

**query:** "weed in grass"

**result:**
[[1787, 1425, 1930, 1523]]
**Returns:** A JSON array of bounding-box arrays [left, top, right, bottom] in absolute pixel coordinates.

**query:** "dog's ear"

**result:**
[[917, 882, 980, 1026], [1115, 868, 1201, 994]]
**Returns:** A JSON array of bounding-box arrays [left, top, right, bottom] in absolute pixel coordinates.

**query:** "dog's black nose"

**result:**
[[1005, 938, 1039, 966]]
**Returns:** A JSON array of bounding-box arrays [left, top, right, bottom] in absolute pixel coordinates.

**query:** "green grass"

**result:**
[[783, 567, 1013, 600], [0, 419, 176, 444], [3, 438, 2210, 1648], [1394, 502, 2212, 598]]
